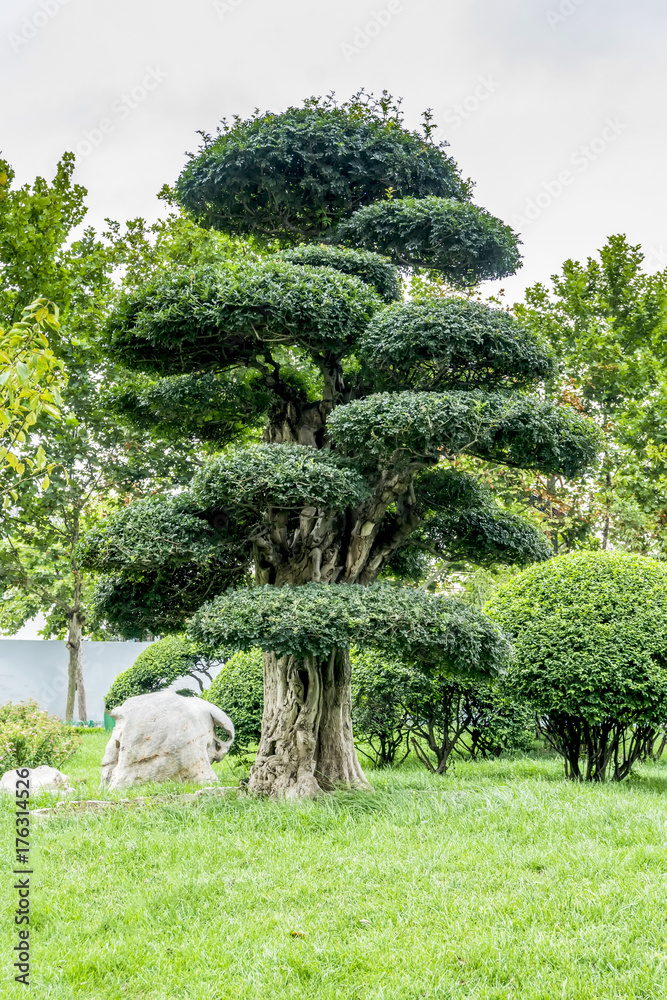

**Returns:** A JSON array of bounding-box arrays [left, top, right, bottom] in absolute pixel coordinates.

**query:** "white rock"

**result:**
[[101, 691, 235, 791], [0, 765, 73, 794]]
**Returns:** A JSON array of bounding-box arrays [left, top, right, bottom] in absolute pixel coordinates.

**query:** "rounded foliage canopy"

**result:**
[[486, 551, 667, 725], [175, 98, 469, 244], [106, 260, 381, 374], [413, 466, 553, 566], [187, 582, 509, 680], [277, 245, 401, 303], [107, 370, 272, 447], [104, 636, 202, 711], [332, 197, 522, 282], [360, 298, 554, 391], [190, 443, 371, 516], [328, 390, 601, 476]]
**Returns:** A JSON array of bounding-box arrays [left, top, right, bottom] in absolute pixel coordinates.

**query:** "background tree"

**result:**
[[80, 92, 599, 797], [104, 636, 220, 712], [486, 550, 667, 781], [481, 236, 667, 557], [0, 298, 64, 498], [0, 157, 246, 721]]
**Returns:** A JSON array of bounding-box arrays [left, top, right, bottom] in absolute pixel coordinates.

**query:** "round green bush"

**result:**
[[486, 551, 667, 780], [206, 649, 264, 756], [105, 636, 203, 711], [0, 701, 83, 771]]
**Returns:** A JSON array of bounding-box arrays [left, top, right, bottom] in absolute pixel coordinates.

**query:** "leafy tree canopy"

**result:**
[[79, 92, 601, 795], [188, 582, 509, 681], [486, 550, 667, 780], [359, 298, 554, 392], [175, 91, 471, 244]]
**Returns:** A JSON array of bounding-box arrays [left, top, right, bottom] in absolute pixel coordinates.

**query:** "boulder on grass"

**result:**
[[0, 765, 73, 795], [101, 691, 235, 790]]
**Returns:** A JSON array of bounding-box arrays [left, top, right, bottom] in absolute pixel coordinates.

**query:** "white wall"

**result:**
[[0, 640, 153, 723]]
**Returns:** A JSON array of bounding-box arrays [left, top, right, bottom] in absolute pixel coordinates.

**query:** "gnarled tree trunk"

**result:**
[[248, 648, 371, 798]]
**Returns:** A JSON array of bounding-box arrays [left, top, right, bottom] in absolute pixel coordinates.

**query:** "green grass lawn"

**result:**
[[3, 733, 667, 999]]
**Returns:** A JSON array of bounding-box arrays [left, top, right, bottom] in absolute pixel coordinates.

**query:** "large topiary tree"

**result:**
[[486, 550, 667, 781], [80, 93, 598, 798]]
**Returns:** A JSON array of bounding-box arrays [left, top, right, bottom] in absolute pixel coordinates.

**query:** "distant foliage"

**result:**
[[0, 701, 82, 770], [104, 636, 216, 711], [487, 551, 667, 780], [351, 649, 422, 767], [206, 648, 264, 756]]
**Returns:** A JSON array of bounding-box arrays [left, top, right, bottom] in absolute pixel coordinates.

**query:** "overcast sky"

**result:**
[[2, 0, 666, 302], [1, 0, 664, 638]]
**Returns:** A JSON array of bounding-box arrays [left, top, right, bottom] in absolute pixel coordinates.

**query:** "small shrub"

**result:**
[[486, 550, 667, 781], [457, 686, 535, 760], [105, 635, 217, 710], [351, 650, 533, 772], [351, 649, 422, 767], [206, 649, 264, 756], [0, 701, 83, 771]]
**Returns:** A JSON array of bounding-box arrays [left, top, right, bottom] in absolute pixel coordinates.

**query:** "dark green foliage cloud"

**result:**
[[413, 466, 553, 565], [187, 582, 509, 680], [360, 298, 554, 391], [332, 197, 522, 282], [486, 550, 667, 725], [175, 100, 469, 244], [77, 495, 234, 573], [106, 370, 271, 446], [328, 390, 600, 476], [190, 443, 371, 514], [90, 557, 248, 639], [277, 245, 401, 303], [106, 261, 381, 374]]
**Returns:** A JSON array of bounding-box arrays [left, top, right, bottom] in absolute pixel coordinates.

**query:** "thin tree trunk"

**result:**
[[248, 648, 371, 799], [76, 642, 87, 723], [65, 609, 86, 722], [602, 469, 612, 550]]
